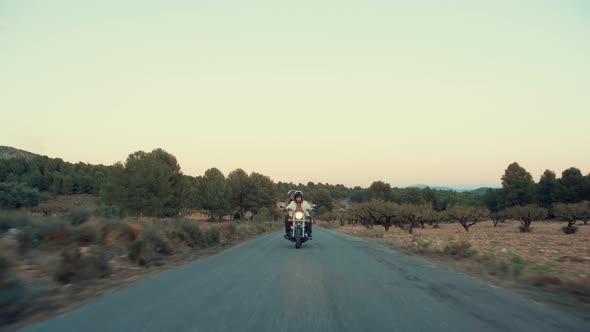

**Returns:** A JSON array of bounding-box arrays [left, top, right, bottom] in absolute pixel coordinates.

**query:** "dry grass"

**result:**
[[322, 219, 590, 314], [331, 220, 590, 277]]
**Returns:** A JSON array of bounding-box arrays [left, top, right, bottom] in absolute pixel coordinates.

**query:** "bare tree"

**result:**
[[446, 205, 489, 232], [553, 202, 590, 234], [502, 204, 547, 232]]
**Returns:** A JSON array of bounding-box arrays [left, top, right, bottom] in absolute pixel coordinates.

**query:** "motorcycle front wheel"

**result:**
[[295, 225, 302, 249]]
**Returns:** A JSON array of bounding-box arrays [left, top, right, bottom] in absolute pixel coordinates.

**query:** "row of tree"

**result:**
[[336, 200, 590, 235], [351, 181, 485, 209], [0, 156, 109, 195], [190, 168, 277, 220], [96, 149, 279, 219]]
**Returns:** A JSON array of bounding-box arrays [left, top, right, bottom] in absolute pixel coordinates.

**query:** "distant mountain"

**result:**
[[0, 146, 40, 160], [407, 184, 497, 193], [409, 184, 459, 191], [471, 187, 493, 194]]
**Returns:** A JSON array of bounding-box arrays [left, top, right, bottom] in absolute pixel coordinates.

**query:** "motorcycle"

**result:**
[[282, 204, 316, 249]]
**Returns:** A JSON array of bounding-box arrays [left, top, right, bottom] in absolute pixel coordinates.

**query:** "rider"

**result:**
[[283, 190, 313, 239], [284, 190, 296, 238]]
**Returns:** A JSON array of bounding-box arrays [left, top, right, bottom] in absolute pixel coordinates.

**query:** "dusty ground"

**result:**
[[321, 219, 590, 315]]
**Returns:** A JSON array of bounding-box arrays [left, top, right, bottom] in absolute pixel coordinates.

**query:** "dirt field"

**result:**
[[321, 219, 590, 314]]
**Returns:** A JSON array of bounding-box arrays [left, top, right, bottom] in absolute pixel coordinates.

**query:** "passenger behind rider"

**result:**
[[284, 190, 296, 237], [283, 190, 313, 239]]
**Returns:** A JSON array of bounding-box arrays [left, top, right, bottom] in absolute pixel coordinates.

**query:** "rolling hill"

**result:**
[[0, 146, 40, 160]]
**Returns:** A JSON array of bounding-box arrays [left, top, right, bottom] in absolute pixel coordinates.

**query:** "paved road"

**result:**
[[21, 228, 590, 332]]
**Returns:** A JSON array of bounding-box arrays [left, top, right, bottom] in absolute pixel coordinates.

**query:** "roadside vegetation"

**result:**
[[0, 211, 277, 329], [318, 162, 590, 314]]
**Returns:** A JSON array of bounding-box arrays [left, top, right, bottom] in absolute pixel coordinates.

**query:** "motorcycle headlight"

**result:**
[[294, 211, 305, 220]]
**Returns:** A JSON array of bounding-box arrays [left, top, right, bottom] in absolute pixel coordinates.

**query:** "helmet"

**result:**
[[294, 190, 304, 199], [287, 190, 296, 196]]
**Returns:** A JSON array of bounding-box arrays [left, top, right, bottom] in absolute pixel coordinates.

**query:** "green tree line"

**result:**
[[484, 162, 590, 212], [2, 153, 589, 221], [0, 156, 110, 195], [347, 181, 485, 210]]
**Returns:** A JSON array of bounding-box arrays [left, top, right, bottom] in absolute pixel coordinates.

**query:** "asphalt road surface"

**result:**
[[21, 228, 590, 332]]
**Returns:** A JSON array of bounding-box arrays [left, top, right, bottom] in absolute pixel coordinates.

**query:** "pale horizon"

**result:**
[[2, 1, 589, 188]]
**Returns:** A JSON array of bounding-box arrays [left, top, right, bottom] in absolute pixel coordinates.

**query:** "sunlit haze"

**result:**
[[2, 0, 589, 188]]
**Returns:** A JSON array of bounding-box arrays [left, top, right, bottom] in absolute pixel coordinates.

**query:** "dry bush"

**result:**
[[443, 241, 478, 259], [222, 222, 237, 240], [36, 218, 72, 247], [204, 226, 221, 245], [54, 246, 112, 284], [166, 220, 203, 247], [0, 214, 31, 233], [128, 227, 174, 266], [528, 275, 562, 287], [63, 209, 92, 225], [0, 256, 32, 326], [14, 218, 74, 251], [70, 222, 100, 245], [100, 219, 139, 243], [561, 225, 579, 235]]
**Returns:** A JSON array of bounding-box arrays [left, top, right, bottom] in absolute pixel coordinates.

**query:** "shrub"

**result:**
[[63, 210, 92, 225], [128, 239, 146, 265], [499, 261, 510, 274], [94, 205, 120, 218], [511, 256, 525, 277], [100, 219, 137, 243], [3, 217, 73, 252], [443, 242, 477, 259], [418, 240, 432, 249], [128, 228, 173, 265], [223, 222, 238, 240], [143, 228, 173, 255], [16, 226, 39, 254], [416, 240, 432, 254], [0, 214, 31, 233], [254, 207, 273, 222], [0, 182, 41, 209], [0, 273, 32, 326], [561, 225, 578, 234], [204, 226, 221, 245], [181, 221, 202, 247], [71, 223, 99, 245], [54, 246, 112, 284], [36, 219, 71, 247]]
